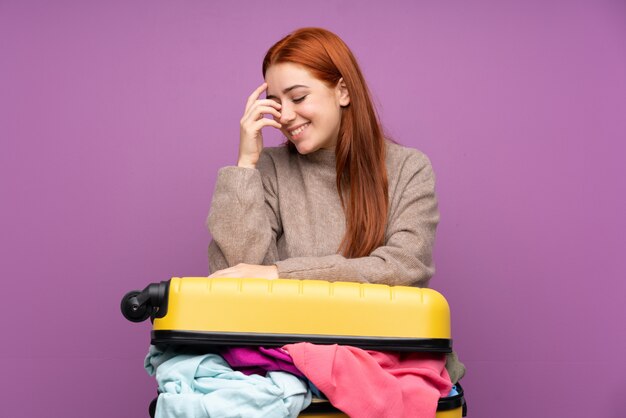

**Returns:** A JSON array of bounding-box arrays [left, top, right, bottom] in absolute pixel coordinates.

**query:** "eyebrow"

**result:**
[[266, 84, 309, 100]]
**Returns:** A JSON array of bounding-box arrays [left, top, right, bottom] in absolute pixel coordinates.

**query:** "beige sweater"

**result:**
[[207, 141, 465, 382], [208, 141, 439, 285]]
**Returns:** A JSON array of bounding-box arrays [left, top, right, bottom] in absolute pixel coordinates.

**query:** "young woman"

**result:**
[[206, 27, 464, 382]]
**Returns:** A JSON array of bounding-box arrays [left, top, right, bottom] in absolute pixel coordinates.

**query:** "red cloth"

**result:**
[[284, 343, 452, 418]]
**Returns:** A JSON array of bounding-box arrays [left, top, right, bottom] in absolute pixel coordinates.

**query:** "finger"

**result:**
[[242, 101, 282, 122], [211, 271, 243, 279], [244, 105, 282, 121], [253, 119, 282, 130], [245, 82, 268, 112], [208, 267, 234, 277], [209, 271, 234, 278], [254, 99, 282, 109]]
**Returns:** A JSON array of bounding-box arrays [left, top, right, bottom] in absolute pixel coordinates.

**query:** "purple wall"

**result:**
[[2, 1, 625, 416]]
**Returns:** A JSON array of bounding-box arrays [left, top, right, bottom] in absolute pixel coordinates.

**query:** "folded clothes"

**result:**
[[284, 343, 452, 418], [145, 345, 312, 418]]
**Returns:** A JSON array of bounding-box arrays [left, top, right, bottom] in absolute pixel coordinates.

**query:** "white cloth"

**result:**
[[145, 345, 312, 418]]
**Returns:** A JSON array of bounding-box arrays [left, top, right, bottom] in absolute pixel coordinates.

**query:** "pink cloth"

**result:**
[[284, 343, 452, 418], [220, 346, 305, 378]]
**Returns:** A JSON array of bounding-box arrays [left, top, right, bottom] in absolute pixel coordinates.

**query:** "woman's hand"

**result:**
[[208, 263, 279, 280], [238, 82, 282, 169]]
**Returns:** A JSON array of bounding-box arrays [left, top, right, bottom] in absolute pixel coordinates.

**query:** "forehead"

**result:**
[[265, 63, 324, 95]]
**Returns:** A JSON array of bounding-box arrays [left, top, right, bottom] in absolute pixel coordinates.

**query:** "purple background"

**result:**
[[2, 0, 625, 416]]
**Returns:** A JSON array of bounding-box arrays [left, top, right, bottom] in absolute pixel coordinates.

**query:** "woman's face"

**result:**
[[265, 63, 350, 154]]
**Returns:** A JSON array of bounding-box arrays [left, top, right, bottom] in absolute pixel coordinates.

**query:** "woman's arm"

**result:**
[[274, 155, 439, 287], [210, 152, 439, 286], [207, 83, 283, 274], [207, 152, 282, 274]]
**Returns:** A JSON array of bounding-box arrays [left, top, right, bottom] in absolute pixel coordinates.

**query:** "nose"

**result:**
[[279, 102, 296, 125]]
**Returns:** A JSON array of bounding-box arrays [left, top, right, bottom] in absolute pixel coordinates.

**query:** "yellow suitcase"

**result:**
[[122, 277, 466, 417]]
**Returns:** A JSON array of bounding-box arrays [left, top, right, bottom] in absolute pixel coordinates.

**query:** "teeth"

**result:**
[[289, 123, 309, 136]]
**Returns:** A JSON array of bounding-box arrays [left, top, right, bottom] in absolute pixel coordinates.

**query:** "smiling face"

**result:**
[[265, 63, 350, 154]]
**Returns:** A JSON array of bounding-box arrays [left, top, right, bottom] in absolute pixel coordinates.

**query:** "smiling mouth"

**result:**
[[288, 123, 310, 139]]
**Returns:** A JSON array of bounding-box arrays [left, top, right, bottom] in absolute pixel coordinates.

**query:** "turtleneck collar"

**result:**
[[301, 147, 336, 166]]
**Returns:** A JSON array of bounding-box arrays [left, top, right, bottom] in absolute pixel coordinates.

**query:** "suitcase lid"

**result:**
[[151, 277, 452, 352]]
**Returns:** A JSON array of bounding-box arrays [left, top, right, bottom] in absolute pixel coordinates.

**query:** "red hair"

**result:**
[[263, 28, 388, 258]]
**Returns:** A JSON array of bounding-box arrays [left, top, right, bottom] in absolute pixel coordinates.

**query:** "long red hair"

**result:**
[[262, 28, 388, 258]]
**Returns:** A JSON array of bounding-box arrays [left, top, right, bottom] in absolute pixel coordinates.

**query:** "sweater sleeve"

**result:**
[[207, 152, 281, 274], [274, 154, 439, 287]]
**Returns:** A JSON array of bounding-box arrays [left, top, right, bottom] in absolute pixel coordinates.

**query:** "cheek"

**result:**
[[296, 101, 317, 118], [321, 108, 342, 132]]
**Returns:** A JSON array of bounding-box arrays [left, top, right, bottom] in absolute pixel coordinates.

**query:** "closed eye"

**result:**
[[293, 95, 307, 103]]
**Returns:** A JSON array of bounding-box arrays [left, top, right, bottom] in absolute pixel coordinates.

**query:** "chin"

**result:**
[[292, 141, 317, 155]]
